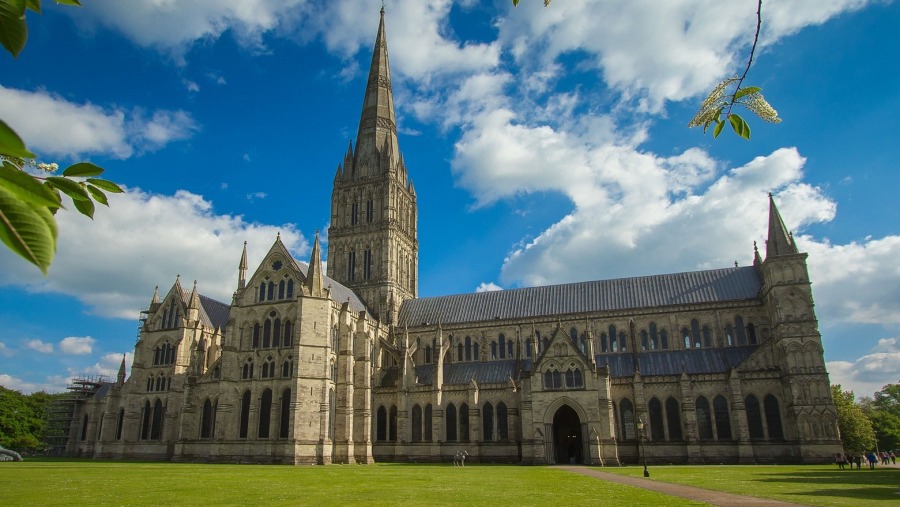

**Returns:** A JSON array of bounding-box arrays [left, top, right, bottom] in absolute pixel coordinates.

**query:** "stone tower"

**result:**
[[327, 7, 418, 324], [759, 194, 839, 448]]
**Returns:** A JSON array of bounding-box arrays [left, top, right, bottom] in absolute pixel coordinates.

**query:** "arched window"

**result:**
[[331, 326, 339, 352], [286, 279, 294, 299], [600, 333, 608, 353], [457, 343, 464, 362], [81, 414, 89, 441], [201, 399, 214, 438], [735, 316, 747, 345], [702, 326, 712, 348], [424, 404, 433, 442], [713, 395, 732, 440], [140, 401, 151, 440], [691, 319, 702, 348], [146, 375, 153, 392], [263, 319, 271, 348], [253, 323, 260, 349], [155, 375, 162, 392], [459, 403, 470, 441], [283, 319, 292, 347], [389, 405, 398, 442], [747, 323, 758, 345], [640, 330, 649, 351], [278, 280, 285, 299], [666, 397, 682, 440], [425, 346, 432, 364], [258, 389, 272, 439], [263, 356, 275, 379], [660, 329, 669, 350], [473, 342, 480, 361], [242, 358, 254, 380], [239, 391, 251, 438], [620, 398, 635, 440], [649, 322, 659, 350], [648, 398, 665, 441], [412, 405, 422, 442], [363, 248, 372, 280], [347, 250, 356, 281], [725, 324, 734, 346], [279, 389, 291, 438], [609, 325, 618, 351], [524, 338, 532, 358], [465, 336, 472, 361], [497, 402, 508, 441], [490, 341, 497, 360], [150, 399, 164, 440], [619, 332, 627, 352], [574, 368, 583, 387], [682, 327, 691, 349], [330, 360, 337, 383], [696, 396, 713, 440], [267, 281, 275, 300], [565, 369, 575, 388], [446, 403, 457, 441], [116, 408, 125, 441], [282, 356, 294, 378], [544, 370, 553, 389], [764, 394, 784, 440], [483, 402, 494, 441], [745, 395, 764, 439], [273, 318, 281, 347], [569, 327, 578, 343], [376, 406, 387, 442]]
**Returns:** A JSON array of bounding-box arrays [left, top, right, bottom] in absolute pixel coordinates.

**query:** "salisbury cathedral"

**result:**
[[64, 9, 842, 465]]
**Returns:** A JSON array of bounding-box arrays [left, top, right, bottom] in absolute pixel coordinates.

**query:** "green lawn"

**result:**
[[0, 461, 700, 507], [597, 464, 900, 507], [1, 461, 897, 507]]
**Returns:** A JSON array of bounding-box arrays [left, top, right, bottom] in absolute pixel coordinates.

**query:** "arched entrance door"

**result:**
[[553, 405, 583, 464]]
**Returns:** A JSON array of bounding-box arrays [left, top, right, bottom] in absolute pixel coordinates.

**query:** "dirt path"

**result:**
[[560, 465, 811, 507]]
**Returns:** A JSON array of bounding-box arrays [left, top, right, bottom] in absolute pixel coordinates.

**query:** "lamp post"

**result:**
[[637, 417, 650, 478]]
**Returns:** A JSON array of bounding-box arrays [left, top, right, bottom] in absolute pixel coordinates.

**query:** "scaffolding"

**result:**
[[44, 375, 108, 456]]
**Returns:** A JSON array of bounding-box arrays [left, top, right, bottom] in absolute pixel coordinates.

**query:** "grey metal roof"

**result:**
[[296, 262, 368, 314], [415, 359, 520, 385], [199, 295, 230, 329], [399, 266, 762, 326], [597, 346, 757, 377]]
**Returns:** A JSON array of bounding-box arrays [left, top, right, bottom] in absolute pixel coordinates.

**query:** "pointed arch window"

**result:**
[[620, 398, 635, 440], [499, 334, 506, 359], [473, 342, 480, 361], [600, 333, 608, 353], [389, 405, 398, 442], [424, 404, 433, 442], [640, 330, 649, 351], [366, 199, 374, 223], [446, 403, 457, 442], [648, 398, 665, 441], [282, 356, 294, 378], [267, 281, 275, 301], [465, 336, 472, 361], [497, 402, 508, 441], [201, 399, 214, 439], [735, 316, 748, 345], [140, 401, 151, 440], [691, 319, 702, 348], [764, 394, 784, 440], [457, 343, 464, 362], [459, 403, 470, 441], [713, 395, 732, 440], [259, 283, 266, 302], [279, 389, 291, 439], [412, 405, 423, 442], [619, 331, 627, 352], [263, 319, 271, 348], [150, 399, 164, 440], [490, 341, 498, 360], [525, 338, 532, 358], [363, 248, 372, 280], [278, 280, 285, 299], [747, 323, 758, 345], [351, 201, 359, 226], [696, 396, 713, 440], [425, 346, 432, 364], [745, 395, 764, 439], [286, 279, 294, 299], [273, 318, 282, 347], [725, 324, 735, 346], [242, 358, 254, 380], [702, 325, 712, 348], [649, 322, 659, 350], [283, 319, 293, 347], [262, 356, 275, 379], [609, 326, 618, 352], [660, 329, 669, 349], [483, 402, 494, 441], [666, 397, 682, 440], [253, 323, 260, 349], [348, 251, 356, 282], [376, 406, 387, 442], [258, 389, 272, 438]]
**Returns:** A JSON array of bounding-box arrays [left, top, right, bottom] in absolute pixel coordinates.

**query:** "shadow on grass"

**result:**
[[754, 469, 899, 502]]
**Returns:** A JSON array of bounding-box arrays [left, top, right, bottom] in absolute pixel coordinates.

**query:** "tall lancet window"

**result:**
[[363, 248, 372, 280], [348, 250, 356, 281]]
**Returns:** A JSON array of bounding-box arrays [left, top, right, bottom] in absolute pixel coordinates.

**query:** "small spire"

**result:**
[[116, 354, 127, 386], [307, 230, 326, 296], [766, 193, 798, 258], [151, 285, 159, 305], [189, 280, 200, 309], [238, 241, 248, 289], [753, 240, 763, 266]]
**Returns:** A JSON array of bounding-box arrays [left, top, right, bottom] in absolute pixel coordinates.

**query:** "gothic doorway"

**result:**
[[553, 405, 583, 464]]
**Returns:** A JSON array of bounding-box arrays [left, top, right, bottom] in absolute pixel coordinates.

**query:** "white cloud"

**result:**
[[475, 282, 503, 293], [0, 85, 197, 160], [59, 336, 95, 355], [0, 373, 69, 394], [0, 188, 309, 319], [246, 192, 267, 201], [0, 342, 14, 357], [183, 79, 200, 92], [25, 339, 54, 353], [81, 352, 132, 379], [827, 337, 900, 399]]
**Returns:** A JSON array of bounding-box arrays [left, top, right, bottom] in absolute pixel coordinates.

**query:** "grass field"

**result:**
[[0, 460, 897, 506]]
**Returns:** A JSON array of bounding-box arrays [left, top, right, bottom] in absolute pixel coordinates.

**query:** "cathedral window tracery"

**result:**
[[262, 356, 275, 379], [242, 358, 254, 380], [258, 389, 273, 438], [696, 396, 714, 440], [713, 395, 732, 440]]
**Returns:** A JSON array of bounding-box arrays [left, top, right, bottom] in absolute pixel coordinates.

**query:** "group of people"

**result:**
[[835, 451, 896, 470]]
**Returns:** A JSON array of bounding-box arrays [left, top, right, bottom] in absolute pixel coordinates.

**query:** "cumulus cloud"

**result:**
[[0, 85, 197, 160], [0, 342, 14, 357], [25, 339, 54, 353], [0, 373, 69, 394], [0, 188, 309, 319], [475, 282, 503, 293], [59, 336, 95, 355], [827, 337, 900, 398], [82, 352, 132, 379]]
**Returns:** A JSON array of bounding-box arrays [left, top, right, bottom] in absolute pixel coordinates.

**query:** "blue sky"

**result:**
[[1, 0, 898, 399]]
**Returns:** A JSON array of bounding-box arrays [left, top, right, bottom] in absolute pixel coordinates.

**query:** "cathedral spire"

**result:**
[[116, 354, 127, 387], [354, 7, 399, 172], [766, 193, 798, 258], [238, 241, 248, 289], [307, 230, 326, 297], [151, 285, 159, 305]]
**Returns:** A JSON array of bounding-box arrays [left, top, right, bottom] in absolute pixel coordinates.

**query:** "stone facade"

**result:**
[[65, 9, 842, 465]]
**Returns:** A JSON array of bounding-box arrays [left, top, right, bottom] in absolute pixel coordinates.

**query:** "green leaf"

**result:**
[[0, 183, 57, 275], [62, 162, 104, 178], [25, 0, 40, 13], [0, 0, 28, 57], [713, 120, 725, 139], [71, 194, 94, 218], [734, 86, 762, 100], [86, 178, 124, 193], [85, 184, 108, 206], [46, 176, 91, 201], [0, 119, 35, 158], [729, 114, 751, 140], [0, 162, 61, 207], [54, 0, 81, 5]]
